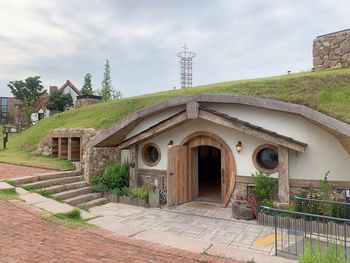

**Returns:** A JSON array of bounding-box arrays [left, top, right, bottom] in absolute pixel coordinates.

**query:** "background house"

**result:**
[[31, 80, 82, 123]]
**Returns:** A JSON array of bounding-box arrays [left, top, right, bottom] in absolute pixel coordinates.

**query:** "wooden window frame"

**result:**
[[142, 143, 161, 167], [252, 144, 278, 174]]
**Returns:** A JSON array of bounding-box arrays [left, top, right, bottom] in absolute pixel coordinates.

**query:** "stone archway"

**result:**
[[180, 131, 236, 206]]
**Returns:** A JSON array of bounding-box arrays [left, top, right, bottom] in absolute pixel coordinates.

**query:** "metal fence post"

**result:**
[[275, 213, 278, 256]]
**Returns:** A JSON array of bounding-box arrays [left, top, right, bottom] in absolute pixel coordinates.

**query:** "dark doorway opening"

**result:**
[[197, 146, 221, 202]]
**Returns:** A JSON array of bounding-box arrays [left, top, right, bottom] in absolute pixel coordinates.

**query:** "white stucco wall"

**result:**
[[121, 149, 129, 163], [62, 85, 79, 102], [126, 103, 350, 182], [125, 106, 185, 139]]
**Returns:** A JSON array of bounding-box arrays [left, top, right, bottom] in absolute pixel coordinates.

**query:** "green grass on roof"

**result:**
[[1, 68, 350, 170]]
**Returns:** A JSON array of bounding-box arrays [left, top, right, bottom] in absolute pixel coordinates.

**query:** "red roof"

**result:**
[[59, 80, 83, 96], [35, 95, 49, 112]]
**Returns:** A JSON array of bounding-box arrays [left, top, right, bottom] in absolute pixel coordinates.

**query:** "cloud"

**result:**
[[0, 0, 349, 97]]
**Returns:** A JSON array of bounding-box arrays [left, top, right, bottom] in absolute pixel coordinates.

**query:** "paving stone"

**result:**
[[89, 217, 145, 236], [33, 199, 73, 213], [19, 192, 49, 205], [15, 187, 29, 195], [133, 229, 212, 253], [0, 182, 15, 190], [208, 243, 295, 263]]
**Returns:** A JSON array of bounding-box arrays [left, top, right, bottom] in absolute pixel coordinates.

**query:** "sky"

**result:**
[[0, 0, 349, 97]]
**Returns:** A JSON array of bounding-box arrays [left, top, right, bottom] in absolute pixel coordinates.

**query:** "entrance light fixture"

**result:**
[[168, 140, 174, 149], [235, 141, 242, 153]]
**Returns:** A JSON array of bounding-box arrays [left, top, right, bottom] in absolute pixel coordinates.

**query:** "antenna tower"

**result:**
[[177, 44, 196, 88]]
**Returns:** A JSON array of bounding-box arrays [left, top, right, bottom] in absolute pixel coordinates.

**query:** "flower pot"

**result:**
[[232, 200, 255, 220]]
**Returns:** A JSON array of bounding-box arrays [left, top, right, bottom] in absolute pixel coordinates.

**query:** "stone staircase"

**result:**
[[11, 171, 108, 209]]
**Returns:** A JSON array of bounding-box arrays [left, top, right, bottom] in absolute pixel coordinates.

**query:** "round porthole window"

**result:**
[[252, 144, 278, 173], [142, 143, 161, 167]]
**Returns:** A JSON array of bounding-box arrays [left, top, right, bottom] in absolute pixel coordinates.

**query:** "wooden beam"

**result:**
[[278, 145, 290, 203], [117, 111, 188, 150], [67, 137, 72, 161], [186, 102, 199, 119], [58, 138, 62, 158], [129, 145, 138, 189], [198, 109, 306, 152]]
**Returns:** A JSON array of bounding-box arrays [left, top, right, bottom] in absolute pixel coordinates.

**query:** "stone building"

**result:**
[[313, 29, 350, 69]]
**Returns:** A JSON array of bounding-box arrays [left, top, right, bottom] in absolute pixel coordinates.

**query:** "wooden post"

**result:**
[[58, 138, 62, 158], [278, 145, 290, 204], [129, 144, 138, 189], [67, 137, 72, 161]]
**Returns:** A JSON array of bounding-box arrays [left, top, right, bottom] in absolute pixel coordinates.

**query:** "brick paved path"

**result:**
[[0, 200, 238, 263], [0, 163, 55, 180]]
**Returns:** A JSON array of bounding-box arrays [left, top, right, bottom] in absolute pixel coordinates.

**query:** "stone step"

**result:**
[[79, 198, 108, 209], [44, 181, 89, 194], [11, 171, 80, 185], [54, 187, 92, 200], [25, 176, 84, 189], [64, 192, 102, 206]]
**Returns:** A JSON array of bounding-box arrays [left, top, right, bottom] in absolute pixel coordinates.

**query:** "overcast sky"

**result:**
[[0, 0, 349, 97]]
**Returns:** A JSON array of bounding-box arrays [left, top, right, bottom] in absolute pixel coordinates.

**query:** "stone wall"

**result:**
[[313, 29, 350, 69], [83, 146, 121, 180], [76, 95, 102, 108], [36, 128, 121, 180], [137, 169, 167, 189]]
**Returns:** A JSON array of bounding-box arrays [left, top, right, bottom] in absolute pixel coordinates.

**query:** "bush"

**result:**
[[293, 172, 346, 218], [120, 187, 132, 197], [299, 240, 348, 263], [90, 162, 129, 193], [252, 172, 277, 206], [131, 187, 149, 200], [102, 162, 129, 190]]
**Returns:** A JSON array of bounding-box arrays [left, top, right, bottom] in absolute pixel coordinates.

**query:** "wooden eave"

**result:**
[[116, 105, 307, 152]]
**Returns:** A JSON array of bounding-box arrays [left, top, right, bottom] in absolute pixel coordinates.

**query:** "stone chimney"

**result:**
[[49, 86, 58, 94], [313, 29, 350, 69]]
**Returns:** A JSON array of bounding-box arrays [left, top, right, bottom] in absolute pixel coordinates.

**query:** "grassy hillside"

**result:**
[[1, 68, 350, 170]]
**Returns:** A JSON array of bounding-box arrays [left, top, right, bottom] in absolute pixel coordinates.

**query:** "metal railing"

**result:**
[[294, 195, 350, 219], [260, 206, 350, 260]]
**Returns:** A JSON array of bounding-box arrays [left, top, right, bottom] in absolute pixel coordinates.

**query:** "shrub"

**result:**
[[294, 172, 346, 218], [120, 187, 132, 197], [90, 175, 108, 192], [131, 187, 149, 200], [90, 162, 129, 193], [102, 162, 129, 190], [252, 172, 277, 206], [299, 240, 348, 263]]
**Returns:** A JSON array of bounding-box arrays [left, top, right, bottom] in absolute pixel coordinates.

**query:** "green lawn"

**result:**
[[1, 68, 350, 170]]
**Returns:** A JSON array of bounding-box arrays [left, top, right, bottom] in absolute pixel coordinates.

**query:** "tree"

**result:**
[[81, 73, 93, 95], [99, 59, 122, 100], [47, 90, 73, 112], [7, 76, 45, 126]]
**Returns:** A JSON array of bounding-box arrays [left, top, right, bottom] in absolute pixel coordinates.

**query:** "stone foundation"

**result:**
[[313, 29, 350, 69], [137, 168, 167, 189]]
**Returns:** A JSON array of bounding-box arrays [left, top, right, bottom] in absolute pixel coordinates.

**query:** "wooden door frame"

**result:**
[[180, 131, 236, 207]]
